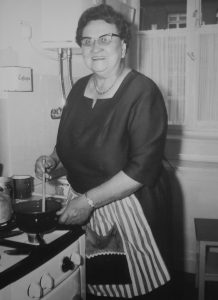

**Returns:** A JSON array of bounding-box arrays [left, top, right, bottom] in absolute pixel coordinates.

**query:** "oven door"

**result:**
[[42, 267, 81, 300]]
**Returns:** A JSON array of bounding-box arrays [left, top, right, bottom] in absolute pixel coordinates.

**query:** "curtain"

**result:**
[[137, 30, 186, 125], [198, 31, 218, 122]]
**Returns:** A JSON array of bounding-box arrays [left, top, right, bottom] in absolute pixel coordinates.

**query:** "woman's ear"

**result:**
[[121, 41, 127, 58]]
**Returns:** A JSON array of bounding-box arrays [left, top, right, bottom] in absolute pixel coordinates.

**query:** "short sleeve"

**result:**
[[123, 83, 167, 186]]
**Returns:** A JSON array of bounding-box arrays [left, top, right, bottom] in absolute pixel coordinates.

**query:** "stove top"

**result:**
[[0, 229, 69, 271]]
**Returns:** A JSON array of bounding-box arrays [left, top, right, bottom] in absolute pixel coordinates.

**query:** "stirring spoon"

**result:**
[[42, 157, 46, 212]]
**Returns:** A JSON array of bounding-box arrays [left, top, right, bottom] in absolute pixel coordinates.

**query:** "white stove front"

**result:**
[[0, 233, 86, 300]]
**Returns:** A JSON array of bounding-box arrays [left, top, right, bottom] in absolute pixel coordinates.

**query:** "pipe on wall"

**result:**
[[51, 48, 73, 119]]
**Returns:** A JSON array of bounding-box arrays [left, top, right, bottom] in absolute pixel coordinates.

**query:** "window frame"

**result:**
[[168, 13, 187, 29]]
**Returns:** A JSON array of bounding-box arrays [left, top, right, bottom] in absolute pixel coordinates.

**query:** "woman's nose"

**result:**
[[91, 40, 102, 52]]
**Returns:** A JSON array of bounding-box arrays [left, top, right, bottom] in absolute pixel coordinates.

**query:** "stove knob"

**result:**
[[27, 282, 43, 299], [40, 273, 54, 290], [70, 253, 82, 266], [61, 256, 75, 272]]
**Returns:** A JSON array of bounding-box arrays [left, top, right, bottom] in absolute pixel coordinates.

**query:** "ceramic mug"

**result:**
[[12, 175, 33, 199]]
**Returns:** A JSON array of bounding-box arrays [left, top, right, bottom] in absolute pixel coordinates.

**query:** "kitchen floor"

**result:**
[[172, 272, 218, 300], [87, 272, 217, 300]]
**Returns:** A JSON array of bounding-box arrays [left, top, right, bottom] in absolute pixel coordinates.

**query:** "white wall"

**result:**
[[164, 130, 218, 273], [0, 0, 59, 178], [0, 0, 92, 181], [167, 156, 218, 273]]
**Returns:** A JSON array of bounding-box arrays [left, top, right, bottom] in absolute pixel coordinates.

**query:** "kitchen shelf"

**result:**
[[41, 41, 82, 53]]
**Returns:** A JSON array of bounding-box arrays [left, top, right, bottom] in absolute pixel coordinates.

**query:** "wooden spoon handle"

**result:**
[[42, 157, 46, 212]]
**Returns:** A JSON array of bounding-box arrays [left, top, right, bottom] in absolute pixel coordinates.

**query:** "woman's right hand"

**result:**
[[35, 155, 57, 180]]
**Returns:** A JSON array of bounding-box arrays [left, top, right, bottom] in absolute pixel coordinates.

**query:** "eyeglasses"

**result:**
[[80, 33, 121, 47]]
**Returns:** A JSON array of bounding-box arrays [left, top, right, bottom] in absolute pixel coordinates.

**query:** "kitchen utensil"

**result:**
[[13, 197, 62, 234], [0, 192, 13, 224], [0, 177, 13, 196], [42, 158, 46, 212], [0, 215, 16, 232], [12, 175, 33, 199]]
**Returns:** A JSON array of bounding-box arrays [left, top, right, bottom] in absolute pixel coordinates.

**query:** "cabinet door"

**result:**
[[41, 0, 94, 46], [105, 0, 135, 24]]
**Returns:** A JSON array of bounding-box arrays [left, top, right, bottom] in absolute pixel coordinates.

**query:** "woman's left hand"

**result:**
[[57, 195, 93, 225]]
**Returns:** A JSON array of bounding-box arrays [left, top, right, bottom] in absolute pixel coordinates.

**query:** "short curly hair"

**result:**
[[76, 4, 131, 49]]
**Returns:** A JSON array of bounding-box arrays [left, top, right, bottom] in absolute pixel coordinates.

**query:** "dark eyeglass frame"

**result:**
[[80, 33, 121, 47]]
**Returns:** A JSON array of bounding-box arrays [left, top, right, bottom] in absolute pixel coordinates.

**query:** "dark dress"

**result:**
[[56, 70, 172, 296]]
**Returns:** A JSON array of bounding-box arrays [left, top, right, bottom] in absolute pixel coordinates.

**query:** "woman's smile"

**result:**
[[92, 56, 105, 60], [92, 56, 106, 62]]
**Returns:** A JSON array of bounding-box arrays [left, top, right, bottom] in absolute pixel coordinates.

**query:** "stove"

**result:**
[[0, 223, 85, 300]]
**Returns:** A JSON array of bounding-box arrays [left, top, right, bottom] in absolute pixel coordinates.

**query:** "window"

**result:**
[[168, 13, 186, 29], [137, 0, 218, 132], [137, 30, 186, 125], [140, 0, 187, 30], [202, 0, 218, 25]]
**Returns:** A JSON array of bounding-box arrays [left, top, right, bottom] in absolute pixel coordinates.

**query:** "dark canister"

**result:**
[[12, 175, 33, 199]]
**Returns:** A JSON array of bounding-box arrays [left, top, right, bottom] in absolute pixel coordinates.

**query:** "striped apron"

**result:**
[[68, 189, 170, 298]]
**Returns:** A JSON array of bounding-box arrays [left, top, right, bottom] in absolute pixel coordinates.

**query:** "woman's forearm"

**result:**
[[86, 171, 142, 209]]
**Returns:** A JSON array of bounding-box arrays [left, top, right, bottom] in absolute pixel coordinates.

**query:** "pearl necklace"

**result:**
[[92, 68, 123, 96]]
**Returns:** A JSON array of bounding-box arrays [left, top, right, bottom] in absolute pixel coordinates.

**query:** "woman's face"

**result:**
[[81, 20, 125, 77]]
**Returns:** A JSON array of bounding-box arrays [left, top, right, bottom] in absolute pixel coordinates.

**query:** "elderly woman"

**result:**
[[35, 4, 173, 300]]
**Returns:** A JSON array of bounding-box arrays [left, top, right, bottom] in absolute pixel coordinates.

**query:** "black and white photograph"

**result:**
[[0, 1, 218, 299]]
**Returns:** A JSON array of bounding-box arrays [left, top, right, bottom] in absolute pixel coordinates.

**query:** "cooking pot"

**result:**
[[13, 197, 62, 234]]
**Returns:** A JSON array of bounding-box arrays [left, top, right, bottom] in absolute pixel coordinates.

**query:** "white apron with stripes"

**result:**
[[68, 189, 170, 298]]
